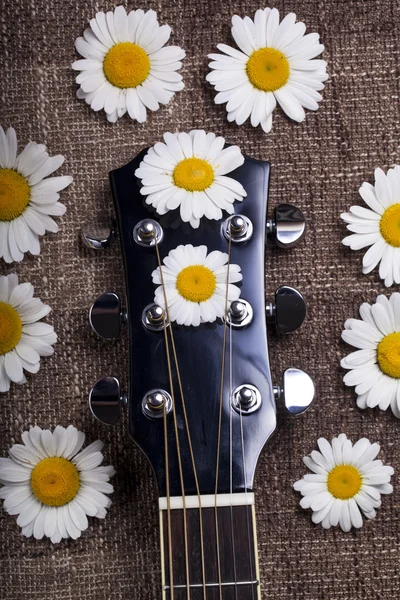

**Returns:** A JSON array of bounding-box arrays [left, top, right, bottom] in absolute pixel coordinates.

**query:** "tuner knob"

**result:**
[[266, 286, 306, 334], [89, 292, 125, 340], [89, 376, 127, 425], [267, 203, 305, 248], [81, 223, 114, 250], [274, 368, 314, 415]]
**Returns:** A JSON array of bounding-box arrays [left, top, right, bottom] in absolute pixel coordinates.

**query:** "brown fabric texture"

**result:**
[[1, 0, 400, 597]]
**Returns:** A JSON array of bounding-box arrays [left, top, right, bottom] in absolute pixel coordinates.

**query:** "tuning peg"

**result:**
[[81, 223, 115, 250], [89, 292, 126, 340], [266, 286, 307, 334], [274, 368, 314, 415], [89, 376, 128, 425], [266, 203, 305, 248]]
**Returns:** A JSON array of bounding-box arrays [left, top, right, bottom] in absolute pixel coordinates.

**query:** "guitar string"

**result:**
[[239, 370, 256, 600], [228, 320, 239, 600], [227, 246, 254, 599], [214, 234, 232, 600], [225, 237, 255, 599], [155, 240, 207, 600], [155, 240, 191, 600], [165, 323, 207, 600], [162, 325, 174, 600], [157, 232, 254, 599]]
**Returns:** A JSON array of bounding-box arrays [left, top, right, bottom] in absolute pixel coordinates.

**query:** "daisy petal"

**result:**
[[208, 9, 326, 132], [294, 434, 393, 532], [73, 8, 184, 122]]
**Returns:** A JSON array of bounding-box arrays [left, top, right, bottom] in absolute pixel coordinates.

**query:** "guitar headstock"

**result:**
[[83, 138, 314, 497]]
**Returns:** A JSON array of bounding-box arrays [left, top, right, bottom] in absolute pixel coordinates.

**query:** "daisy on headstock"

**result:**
[[82, 133, 314, 598], [152, 244, 242, 327], [134, 131, 247, 228]]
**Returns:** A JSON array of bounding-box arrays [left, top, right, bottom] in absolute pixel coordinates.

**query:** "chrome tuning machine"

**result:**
[[266, 286, 307, 334], [274, 368, 314, 415], [267, 203, 306, 248], [89, 292, 126, 340], [142, 389, 173, 419], [133, 218, 164, 247], [226, 299, 253, 328], [231, 384, 262, 415], [89, 376, 128, 425], [142, 303, 169, 332], [81, 222, 115, 250], [222, 214, 253, 244]]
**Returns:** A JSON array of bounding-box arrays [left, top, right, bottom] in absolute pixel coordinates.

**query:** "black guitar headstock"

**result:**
[[83, 139, 314, 497]]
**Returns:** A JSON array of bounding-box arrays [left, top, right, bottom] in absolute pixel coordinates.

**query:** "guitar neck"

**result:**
[[159, 493, 260, 600]]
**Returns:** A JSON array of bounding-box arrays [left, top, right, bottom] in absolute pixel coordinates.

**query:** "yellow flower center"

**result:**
[[173, 158, 215, 192], [103, 42, 150, 89], [377, 332, 400, 378], [176, 265, 216, 303], [0, 302, 23, 355], [246, 47, 290, 92], [327, 465, 362, 500], [0, 168, 30, 222], [380, 203, 400, 247], [30, 457, 80, 506]]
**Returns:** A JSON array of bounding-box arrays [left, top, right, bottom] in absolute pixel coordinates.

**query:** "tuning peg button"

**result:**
[[89, 292, 126, 340], [267, 203, 306, 248], [274, 368, 314, 415], [81, 223, 115, 250], [89, 376, 127, 425], [266, 286, 307, 334]]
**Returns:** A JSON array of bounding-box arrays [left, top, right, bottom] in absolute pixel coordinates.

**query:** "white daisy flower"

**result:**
[[206, 8, 328, 133], [341, 293, 400, 418], [135, 130, 247, 228], [0, 425, 115, 543], [0, 126, 72, 263], [341, 166, 400, 287], [294, 434, 394, 532], [152, 244, 242, 327], [72, 6, 185, 123], [0, 274, 57, 393]]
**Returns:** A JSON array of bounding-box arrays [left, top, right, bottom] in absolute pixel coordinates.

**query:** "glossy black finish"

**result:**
[[89, 292, 122, 340], [109, 151, 276, 497], [274, 285, 307, 334], [89, 376, 123, 425]]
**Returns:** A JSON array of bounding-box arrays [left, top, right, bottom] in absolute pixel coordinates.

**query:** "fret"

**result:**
[[160, 498, 260, 600], [164, 583, 259, 600], [165, 581, 259, 589]]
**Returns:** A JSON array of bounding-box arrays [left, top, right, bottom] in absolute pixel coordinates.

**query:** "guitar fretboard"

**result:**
[[160, 495, 260, 600]]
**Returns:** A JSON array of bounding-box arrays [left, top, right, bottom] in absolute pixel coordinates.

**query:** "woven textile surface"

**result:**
[[1, 0, 399, 598]]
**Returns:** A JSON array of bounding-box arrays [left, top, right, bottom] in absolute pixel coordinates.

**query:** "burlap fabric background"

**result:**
[[1, 0, 399, 598]]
